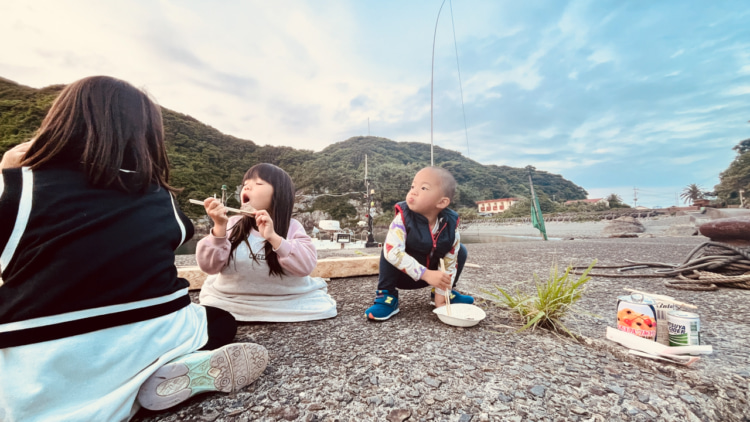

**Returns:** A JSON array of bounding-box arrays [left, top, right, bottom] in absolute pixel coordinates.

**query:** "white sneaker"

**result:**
[[137, 343, 268, 411]]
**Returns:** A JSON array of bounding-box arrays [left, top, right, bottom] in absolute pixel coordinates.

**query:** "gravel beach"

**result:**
[[138, 216, 750, 422]]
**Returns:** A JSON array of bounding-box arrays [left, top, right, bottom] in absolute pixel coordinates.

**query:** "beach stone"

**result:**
[[602, 216, 645, 237], [607, 384, 625, 396], [698, 216, 750, 245], [530, 385, 546, 397], [424, 376, 441, 388], [386, 408, 412, 422], [497, 392, 513, 403]]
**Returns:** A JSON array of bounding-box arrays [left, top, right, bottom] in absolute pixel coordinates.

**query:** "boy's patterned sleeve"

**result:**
[[441, 228, 461, 287], [383, 214, 427, 281]]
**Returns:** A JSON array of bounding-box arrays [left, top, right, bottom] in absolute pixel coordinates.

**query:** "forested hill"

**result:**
[[0, 77, 587, 218]]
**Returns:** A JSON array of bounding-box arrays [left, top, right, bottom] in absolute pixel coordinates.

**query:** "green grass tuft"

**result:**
[[483, 260, 597, 338]]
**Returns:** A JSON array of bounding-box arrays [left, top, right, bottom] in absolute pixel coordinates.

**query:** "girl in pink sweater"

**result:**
[[196, 164, 337, 322]]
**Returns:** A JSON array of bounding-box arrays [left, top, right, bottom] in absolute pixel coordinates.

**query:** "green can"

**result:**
[[667, 310, 701, 346]]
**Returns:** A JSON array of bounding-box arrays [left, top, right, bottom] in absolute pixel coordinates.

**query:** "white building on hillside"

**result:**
[[475, 198, 520, 215]]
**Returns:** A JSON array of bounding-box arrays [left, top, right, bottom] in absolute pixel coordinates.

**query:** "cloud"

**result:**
[[723, 86, 750, 96], [587, 47, 616, 66], [670, 49, 685, 59], [670, 154, 709, 165]]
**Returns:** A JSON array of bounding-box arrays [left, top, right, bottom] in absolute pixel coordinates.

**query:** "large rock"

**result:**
[[602, 216, 645, 237], [698, 216, 750, 246]]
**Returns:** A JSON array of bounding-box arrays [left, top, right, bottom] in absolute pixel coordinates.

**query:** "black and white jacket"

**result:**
[[0, 165, 194, 348]]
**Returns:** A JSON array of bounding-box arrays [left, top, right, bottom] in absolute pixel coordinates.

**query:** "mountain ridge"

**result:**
[[0, 77, 587, 219]]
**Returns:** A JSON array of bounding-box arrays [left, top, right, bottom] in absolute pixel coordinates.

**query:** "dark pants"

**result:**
[[198, 306, 238, 350], [376, 244, 467, 298]]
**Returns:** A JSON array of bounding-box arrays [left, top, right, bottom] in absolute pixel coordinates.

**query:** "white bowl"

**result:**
[[433, 303, 486, 327]]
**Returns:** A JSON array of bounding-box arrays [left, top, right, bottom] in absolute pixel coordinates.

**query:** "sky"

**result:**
[[1, 0, 749, 208]]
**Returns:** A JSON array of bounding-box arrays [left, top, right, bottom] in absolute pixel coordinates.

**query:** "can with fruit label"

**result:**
[[616, 294, 657, 341]]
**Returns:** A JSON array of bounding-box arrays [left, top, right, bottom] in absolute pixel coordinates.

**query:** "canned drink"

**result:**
[[654, 301, 679, 345], [617, 294, 657, 341], [668, 310, 701, 347]]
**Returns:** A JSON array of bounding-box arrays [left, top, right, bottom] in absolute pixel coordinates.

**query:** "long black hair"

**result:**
[[21, 75, 175, 194], [228, 163, 295, 276]]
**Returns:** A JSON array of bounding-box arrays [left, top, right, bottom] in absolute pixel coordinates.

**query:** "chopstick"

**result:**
[[440, 258, 452, 316], [623, 288, 698, 309], [188, 199, 256, 217]]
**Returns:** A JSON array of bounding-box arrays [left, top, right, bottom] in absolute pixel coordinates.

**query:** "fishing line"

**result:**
[[430, 0, 472, 165], [430, 0, 447, 166], [449, 0, 470, 159]]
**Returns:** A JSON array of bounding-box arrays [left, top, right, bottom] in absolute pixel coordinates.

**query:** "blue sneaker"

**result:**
[[430, 288, 474, 305], [365, 290, 399, 321]]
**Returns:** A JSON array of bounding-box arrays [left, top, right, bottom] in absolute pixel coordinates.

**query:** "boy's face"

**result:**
[[406, 168, 449, 217]]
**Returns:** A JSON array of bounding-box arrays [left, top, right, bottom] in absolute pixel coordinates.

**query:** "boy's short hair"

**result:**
[[429, 166, 456, 200]]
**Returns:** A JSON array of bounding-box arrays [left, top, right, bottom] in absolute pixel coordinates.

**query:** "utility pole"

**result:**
[[364, 155, 378, 247], [633, 187, 639, 208]]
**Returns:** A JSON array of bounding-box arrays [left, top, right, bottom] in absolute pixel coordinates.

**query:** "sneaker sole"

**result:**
[[366, 308, 400, 321], [137, 343, 268, 411]]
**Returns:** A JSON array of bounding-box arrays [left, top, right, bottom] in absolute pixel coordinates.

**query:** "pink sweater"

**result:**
[[196, 216, 317, 276], [195, 216, 336, 322]]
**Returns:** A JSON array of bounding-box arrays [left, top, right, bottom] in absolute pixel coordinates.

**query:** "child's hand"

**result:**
[[204, 198, 228, 237], [254, 210, 283, 249], [422, 269, 452, 291]]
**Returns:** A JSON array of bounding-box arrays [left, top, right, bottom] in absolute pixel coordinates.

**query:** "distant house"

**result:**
[[564, 198, 609, 207], [692, 199, 711, 207], [475, 198, 520, 214]]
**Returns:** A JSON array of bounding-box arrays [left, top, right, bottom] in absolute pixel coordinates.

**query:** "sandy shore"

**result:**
[[152, 217, 750, 422], [460, 215, 696, 240]]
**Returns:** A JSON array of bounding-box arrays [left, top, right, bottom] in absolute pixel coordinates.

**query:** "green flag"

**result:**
[[531, 194, 548, 240]]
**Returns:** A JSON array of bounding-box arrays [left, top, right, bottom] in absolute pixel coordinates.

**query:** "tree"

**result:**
[[606, 193, 623, 208], [680, 184, 704, 205], [733, 138, 750, 155], [715, 137, 750, 205]]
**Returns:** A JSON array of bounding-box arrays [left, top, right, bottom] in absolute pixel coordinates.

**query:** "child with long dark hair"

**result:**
[[0, 76, 268, 421], [197, 163, 337, 321]]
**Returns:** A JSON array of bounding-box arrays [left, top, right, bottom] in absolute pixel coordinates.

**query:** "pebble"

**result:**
[[530, 385, 546, 397], [497, 392, 513, 403], [424, 376, 442, 388], [680, 393, 696, 404], [606, 384, 625, 396], [386, 408, 411, 422]]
